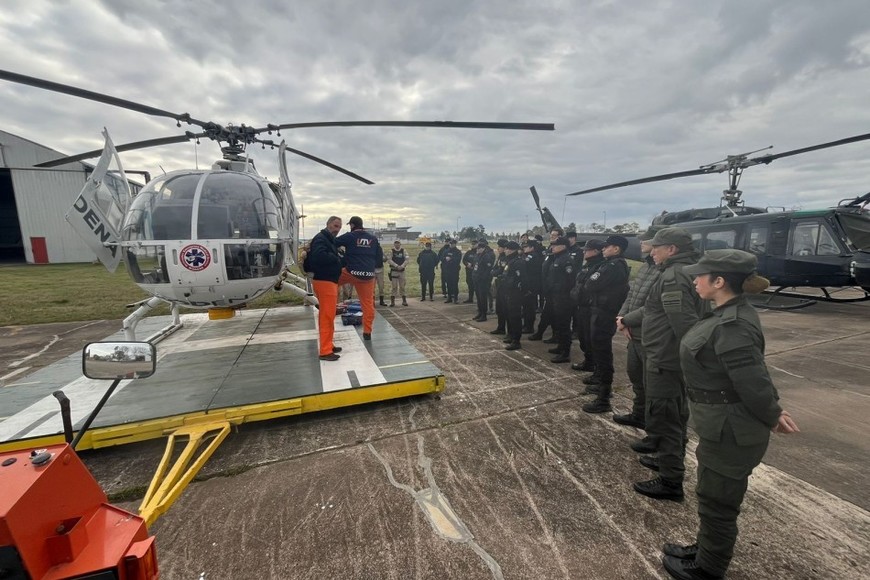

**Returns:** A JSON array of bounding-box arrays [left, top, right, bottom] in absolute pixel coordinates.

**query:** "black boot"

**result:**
[[661, 554, 723, 579], [505, 341, 521, 351], [639, 456, 660, 471], [547, 346, 563, 354], [613, 413, 645, 429], [582, 375, 602, 386], [583, 384, 601, 395], [633, 477, 684, 502], [379, 296, 387, 306], [420, 295, 427, 301], [582, 384, 612, 413], [390, 297, 395, 307], [490, 327, 505, 335], [550, 352, 570, 363], [542, 336, 558, 344], [662, 543, 699, 560], [528, 332, 543, 341], [630, 437, 658, 454], [402, 296, 408, 306], [571, 360, 595, 372]]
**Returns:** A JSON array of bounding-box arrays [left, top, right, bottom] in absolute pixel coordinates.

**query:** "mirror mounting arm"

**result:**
[[69, 379, 122, 450]]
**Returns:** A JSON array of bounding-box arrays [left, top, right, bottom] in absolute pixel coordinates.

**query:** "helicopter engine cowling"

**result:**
[[120, 169, 289, 308]]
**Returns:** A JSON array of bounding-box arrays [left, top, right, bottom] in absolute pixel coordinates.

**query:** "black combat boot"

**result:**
[[528, 332, 543, 341], [639, 456, 660, 471], [390, 296, 395, 307], [613, 413, 645, 429], [630, 437, 658, 454], [583, 384, 601, 395], [582, 383, 612, 413], [550, 351, 570, 363], [662, 543, 698, 560], [379, 296, 387, 306], [402, 296, 408, 306], [490, 327, 505, 335], [521, 326, 534, 334], [420, 295, 426, 301], [444, 297, 453, 303], [571, 360, 595, 372], [661, 554, 723, 579], [547, 346, 563, 354], [505, 341, 521, 351], [633, 477, 684, 502], [542, 335, 558, 344], [582, 374, 602, 386]]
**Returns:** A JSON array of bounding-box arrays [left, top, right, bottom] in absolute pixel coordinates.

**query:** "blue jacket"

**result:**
[[336, 229, 381, 279]]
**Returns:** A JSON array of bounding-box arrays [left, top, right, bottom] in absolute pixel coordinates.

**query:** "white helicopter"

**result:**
[[0, 69, 554, 340]]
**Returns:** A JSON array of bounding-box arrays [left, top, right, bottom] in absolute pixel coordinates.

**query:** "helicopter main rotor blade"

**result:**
[[565, 168, 712, 197], [0, 69, 208, 127], [749, 131, 870, 165], [264, 121, 555, 132], [35, 133, 205, 168], [281, 145, 375, 185]]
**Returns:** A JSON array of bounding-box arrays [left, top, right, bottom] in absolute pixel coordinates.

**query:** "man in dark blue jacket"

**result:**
[[335, 216, 381, 340], [307, 216, 343, 360]]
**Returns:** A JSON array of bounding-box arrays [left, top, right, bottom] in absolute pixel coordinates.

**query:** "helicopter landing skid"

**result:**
[[752, 286, 870, 310]]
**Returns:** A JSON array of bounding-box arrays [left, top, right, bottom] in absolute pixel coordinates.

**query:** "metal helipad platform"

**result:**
[[0, 306, 444, 452]]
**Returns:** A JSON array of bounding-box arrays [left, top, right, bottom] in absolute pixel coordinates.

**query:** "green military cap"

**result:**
[[649, 227, 693, 248], [684, 249, 757, 276]]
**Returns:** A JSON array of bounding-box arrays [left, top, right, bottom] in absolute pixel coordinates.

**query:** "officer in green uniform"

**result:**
[[622, 227, 706, 502], [660, 249, 800, 580]]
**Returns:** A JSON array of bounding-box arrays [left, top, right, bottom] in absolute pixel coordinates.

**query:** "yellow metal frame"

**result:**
[[0, 375, 444, 454], [138, 421, 231, 526]]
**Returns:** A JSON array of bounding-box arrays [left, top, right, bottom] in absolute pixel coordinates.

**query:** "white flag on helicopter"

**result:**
[[64, 129, 132, 273]]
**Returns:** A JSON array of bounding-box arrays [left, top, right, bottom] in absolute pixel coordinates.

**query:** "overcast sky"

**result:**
[[2, 0, 870, 237]]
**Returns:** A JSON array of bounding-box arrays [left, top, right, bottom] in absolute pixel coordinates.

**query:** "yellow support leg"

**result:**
[[138, 421, 231, 527]]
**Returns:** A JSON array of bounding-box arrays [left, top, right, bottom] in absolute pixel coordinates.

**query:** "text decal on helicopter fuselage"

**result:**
[[69, 197, 118, 256]]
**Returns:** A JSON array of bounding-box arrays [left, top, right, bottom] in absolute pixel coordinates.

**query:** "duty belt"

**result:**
[[687, 388, 741, 405]]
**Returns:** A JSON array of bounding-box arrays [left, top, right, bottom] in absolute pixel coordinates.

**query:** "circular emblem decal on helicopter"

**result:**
[[181, 244, 211, 271]]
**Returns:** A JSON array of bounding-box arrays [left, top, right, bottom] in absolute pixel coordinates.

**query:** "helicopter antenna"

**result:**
[[158, 164, 166, 175]]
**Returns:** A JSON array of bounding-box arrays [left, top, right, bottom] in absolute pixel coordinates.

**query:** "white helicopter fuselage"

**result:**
[[66, 133, 299, 309]]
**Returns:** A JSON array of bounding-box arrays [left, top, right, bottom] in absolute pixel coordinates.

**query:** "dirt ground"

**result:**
[[1, 296, 868, 579]]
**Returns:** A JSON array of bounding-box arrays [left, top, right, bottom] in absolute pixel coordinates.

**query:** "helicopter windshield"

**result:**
[[838, 213, 870, 251], [122, 170, 283, 242]]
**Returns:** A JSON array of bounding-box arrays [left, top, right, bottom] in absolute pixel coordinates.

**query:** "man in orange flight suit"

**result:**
[[335, 216, 381, 340], [306, 216, 343, 360]]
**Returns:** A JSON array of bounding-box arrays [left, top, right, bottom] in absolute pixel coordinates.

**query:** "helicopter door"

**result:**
[[277, 141, 298, 263], [785, 219, 849, 286], [65, 130, 131, 273]]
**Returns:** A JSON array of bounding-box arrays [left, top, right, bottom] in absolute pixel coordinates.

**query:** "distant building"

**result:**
[[0, 129, 141, 264], [374, 221, 421, 244]]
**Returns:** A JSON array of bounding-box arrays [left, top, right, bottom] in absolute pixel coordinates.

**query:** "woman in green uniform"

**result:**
[[662, 249, 800, 580]]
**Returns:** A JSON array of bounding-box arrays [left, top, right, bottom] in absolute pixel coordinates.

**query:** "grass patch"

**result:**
[[0, 246, 641, 326]]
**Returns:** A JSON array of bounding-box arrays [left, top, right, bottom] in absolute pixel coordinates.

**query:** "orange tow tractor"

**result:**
[[0, 342, 159, 579]]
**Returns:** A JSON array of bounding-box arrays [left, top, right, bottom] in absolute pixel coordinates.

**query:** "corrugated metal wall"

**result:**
[[1, 129, 99, 263], [11, 168, 93, 263]]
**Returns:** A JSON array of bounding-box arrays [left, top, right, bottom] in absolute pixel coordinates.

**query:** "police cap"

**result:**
[[683, 249, 757, 276], [477, 241, 487, 249], [582, 239, 605, 251], [650, 227, 693, 249], [566, 231, 577, 239], [603, 235, 629, 251], [505, 240, 521, 251], [497, 239, 509, 248], [551, 236, 569, 247]]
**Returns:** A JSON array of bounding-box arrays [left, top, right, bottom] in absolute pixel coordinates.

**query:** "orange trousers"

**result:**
[[312, 279, 339, 356], [338, 269, 375, 333]]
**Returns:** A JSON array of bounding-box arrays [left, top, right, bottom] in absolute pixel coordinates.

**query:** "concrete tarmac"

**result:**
[[1, 296, 868, 579]]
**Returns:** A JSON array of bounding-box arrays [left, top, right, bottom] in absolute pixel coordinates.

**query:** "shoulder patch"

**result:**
[[661, 290, 683, 311], [566, 265, 573, 274], [590, 271, 601, 280]]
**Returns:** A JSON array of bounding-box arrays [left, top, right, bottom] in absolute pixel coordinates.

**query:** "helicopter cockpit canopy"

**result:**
[[122, 170, 286, 288], [123, 170, 283, 242]]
